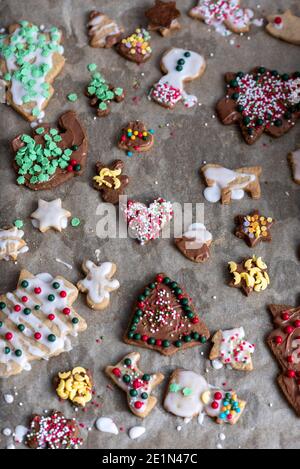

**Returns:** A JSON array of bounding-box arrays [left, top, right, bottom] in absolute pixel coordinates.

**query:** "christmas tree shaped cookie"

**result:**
[[217, 67, 300, 144], [0, 270, 87, 378], [267, 304, 300, 416], [124, 274, 210, 356]]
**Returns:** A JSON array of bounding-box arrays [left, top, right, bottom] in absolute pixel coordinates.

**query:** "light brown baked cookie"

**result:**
[[209, 328, 255, 371], [288, 148, 300, 184], [266, 10, 300, 46]]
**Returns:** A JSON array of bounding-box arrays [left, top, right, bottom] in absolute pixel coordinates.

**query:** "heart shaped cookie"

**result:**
[[123, 198, 173, 245]]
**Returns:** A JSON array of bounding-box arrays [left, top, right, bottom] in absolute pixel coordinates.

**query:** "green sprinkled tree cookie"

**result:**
[[85, 65, 125, 117], [0, 21, 65, 122], [11, 111, 88, 191]]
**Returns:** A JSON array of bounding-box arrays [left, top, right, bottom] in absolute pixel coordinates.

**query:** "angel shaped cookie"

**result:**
[[0, 227, 29, 261], [150, 48, 206, 109], [201, 164, 262, 204], [77, 260, 120, 310]]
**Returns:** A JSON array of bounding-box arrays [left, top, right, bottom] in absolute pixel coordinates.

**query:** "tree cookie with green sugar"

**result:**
[[86, 66, 125, 117], [11, 111, 88, 191], [0, 21, 65, 122], [124, 273, 210, 356]]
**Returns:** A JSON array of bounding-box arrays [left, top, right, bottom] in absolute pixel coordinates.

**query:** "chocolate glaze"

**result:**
[[146, 0, 180, 29]]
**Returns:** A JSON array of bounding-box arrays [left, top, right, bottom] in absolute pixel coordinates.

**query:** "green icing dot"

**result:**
[[169, 383, 181, 393], [87, 63, 97, 72], [14, 219, 24, 229], [182, 387, 193, 396]]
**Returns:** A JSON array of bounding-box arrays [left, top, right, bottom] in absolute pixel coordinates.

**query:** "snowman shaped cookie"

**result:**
[[150, 48, 206, 109]]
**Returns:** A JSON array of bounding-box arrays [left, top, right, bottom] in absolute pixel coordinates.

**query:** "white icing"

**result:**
[[88, 13, 121, 47], [55, 258, 73, 270], [191, 0, 254, 37], [164, 370, 208, 418], [30, 199, 71, 232], [0, 227, 28, 261], [77, 260, 120, 306], [6, 443, 15, 449], [13, 425, 28, 443], [217, 327, 255, 366], [211, 359, 223, 370], [128, 426, 146, 440], [292, 339, 300, 364], [203, 166, 255, 203], [3, 428, 12, 436], [152, 48, 205, 108], [0, 272, 80, 375], [96, 417, 119, 435], [182, 223, 212, 250], [3, 393, 14, 404]]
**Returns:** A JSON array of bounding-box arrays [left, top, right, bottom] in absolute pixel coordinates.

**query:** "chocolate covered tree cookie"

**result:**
[[217, 67, 300, 144], [124, 274, 210, 356], [145, 1, 181, 36]]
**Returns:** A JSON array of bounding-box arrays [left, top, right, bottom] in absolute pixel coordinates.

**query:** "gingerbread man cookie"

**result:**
[[31, 199, 71, 233], [124, 273, 210, 356], [0, 270, 87, 378], [164, 369, 246, 424], [26, 411, 83, 449], [87, 11, 123, 48], [150, 48, 206, 109], [175, 223, 212, 263], [189, 0, 254, 37], [77, 260, 120, 310], [123, 199, 173, 245], [116, 28, 152, 64], [228, 256, 270, 296], [0, 227, 29, 261], [0, 21, 65, 122], [105, 352, 164, 418], [266, 11, 300, 46], [93, 160, 129, 205], [217, 68, 300, 144], [86, 65, 125, 117], [210, 327, 255, 371], [118, 121, 155, 157], [145, 1, 181, 37], [12, 111, 88, 190], [201, 164, 262, 204]]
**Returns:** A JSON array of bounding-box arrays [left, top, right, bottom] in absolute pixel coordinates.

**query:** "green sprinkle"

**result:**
[[35, 127, 45, 135], [17, 176, 25, 185], [169, 383, 181, 393], [67, 93, 78, 102], [71, 217, 81, 227], [114, 87, 123, 96], [87, 63, 97, 72], [99, 102, 107, 111], [14, 219, 24, 229], [4, 72, 11, 81], [182, 387, 193, 396], [32, 107, 40, 117]]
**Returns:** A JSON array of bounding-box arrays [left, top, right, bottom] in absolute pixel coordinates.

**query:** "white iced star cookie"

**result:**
[[0, 227, 29, 261], [31, 199, 71, 233], [77, 260, 120, 310]]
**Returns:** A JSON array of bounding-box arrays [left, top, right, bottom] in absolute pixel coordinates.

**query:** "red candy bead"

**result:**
[[63, 308, 70, 316], [214, 392, 223, 401], [34, 287, 42, 294], [274, 16, 282, 25], [138, 302, 145, 309], [22, 296, 28, 303], [191, 317, 199, 324], [141, 335, 148, 342], [121, 135, 126, 142], [282, 312, 290, 321], [155, 339, 162, 346], [70, 159, 77, 166], [295, 320, 300, 328], [48, 314, 55, 321], [285, 326, 294, 334], [5, 332, 13, 341], [34, 332, 42, 340], [112, 368, 121, 377], [211, 401, 219, 410], [133, 379, 143, 389], [14, 305, 21, 312], [297, 379, 300, 386], [134, 401, 143, 409], [60, 291, 67, 298], [67, 165, 73, 172], [287, 356, 294, 363], [227, 414, 233, 420], [177, 294, 183, 300], [275, 336, 283, 344], [287, 370, 296, 378], [156, 275, 164, 283]]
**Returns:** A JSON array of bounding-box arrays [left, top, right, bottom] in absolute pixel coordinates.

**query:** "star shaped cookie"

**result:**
[[235, 210, 274, 247], [31, 199, 71, 233]]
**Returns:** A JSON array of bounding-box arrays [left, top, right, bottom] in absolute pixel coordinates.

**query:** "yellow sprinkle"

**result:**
[[267, 217, 273, 223], [134, 131, 139, 136], [131, 136, 136, 140]]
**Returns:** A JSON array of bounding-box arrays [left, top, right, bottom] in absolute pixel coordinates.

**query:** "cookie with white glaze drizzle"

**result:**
[[124, 274, 210, 356]]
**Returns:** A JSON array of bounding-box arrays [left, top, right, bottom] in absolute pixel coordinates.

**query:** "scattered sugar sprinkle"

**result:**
[[177, 425, 182, 432], [3, 428, 12, 436], [219, 433, 226, 441], [4, 393, 14, 404]]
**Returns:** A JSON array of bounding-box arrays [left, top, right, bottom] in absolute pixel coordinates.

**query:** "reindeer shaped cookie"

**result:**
[[201, 164, 262, 205], [150, 48, 206, 109]]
